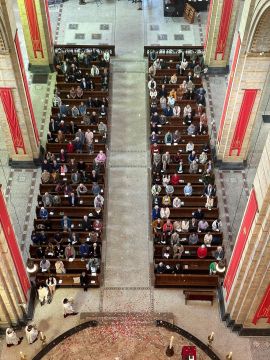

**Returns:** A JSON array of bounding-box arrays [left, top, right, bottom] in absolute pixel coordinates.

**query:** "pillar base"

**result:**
[[215, 160, 247, 170], [28, 63, 54, 73], [9, 157, 40, 168], [218, 287, 270, 336], [207, 65, 229, 75]]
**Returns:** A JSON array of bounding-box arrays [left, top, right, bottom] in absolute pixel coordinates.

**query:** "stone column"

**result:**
[[204, 0, 240, 72], [0, 0, 40, 165], [221, 134, 270, 335], [216, 0, 270, 167], [0, 185, 30, 327], [17, 0, 54, 72]]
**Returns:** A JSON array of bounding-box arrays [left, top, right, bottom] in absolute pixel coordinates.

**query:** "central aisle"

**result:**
[[103, 6, 152, 311]]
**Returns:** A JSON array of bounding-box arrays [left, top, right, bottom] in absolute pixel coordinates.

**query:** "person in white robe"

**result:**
[[25, 325, 39, 344], [63, 298, 78, 318], [6, 328, 22, 346]]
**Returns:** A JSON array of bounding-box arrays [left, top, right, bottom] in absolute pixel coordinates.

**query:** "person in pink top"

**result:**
[[95, 150, 106, 165]]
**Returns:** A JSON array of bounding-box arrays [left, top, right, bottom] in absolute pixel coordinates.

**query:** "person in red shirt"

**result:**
[[162, 220, 173, 242], [150, 143, 160, 155], [66, 141, 75, 153], [197, 244, 207, 258], [171, 173, 181, 185]]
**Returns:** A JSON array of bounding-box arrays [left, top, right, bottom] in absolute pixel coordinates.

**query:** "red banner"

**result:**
[[15, 31, 40, 146], [215, 0, 234, 60], [45, 0, 53, 48], [0, 189, 30, 300], [253, 285, 270, 324], [24, 0, 44, 58], [204, 0, 213, 48], [229, 89, 257, 155], [224, 189, 258, 300], [218, 34, 241, 141], [0, 88, 26, 154]]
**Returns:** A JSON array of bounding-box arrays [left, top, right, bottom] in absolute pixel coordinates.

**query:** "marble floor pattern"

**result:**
[[0, 1, 270, 359]]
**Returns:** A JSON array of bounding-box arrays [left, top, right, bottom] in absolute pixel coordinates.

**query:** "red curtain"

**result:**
[[15, 31, 40, 146], [229, 89, 257, 155], [204, 0, 213, 48], [224, 189, 258, 300], [45, 0, 53, 48], [0, 88, 26, 154], [215, 0, 234, 59], [0, 190, 30, 300], [218, 34, 241, 141], [24, 0, 44, 58], [253, 285, 270, 324]]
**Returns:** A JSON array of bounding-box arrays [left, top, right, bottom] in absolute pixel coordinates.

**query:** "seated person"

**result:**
[[198, 219, 209, 232], [204, 231, 213, 246], [61, 215, 72, 231], [173, 197, 181, 208], [79, 241, 90, 259], [162, 245, 173, 259], [155, 262, 166, 274], [212, 219, 222, 232], [197, 244, 207, 259], [184, 182, 193, 196], [173, 244, 184, 259], [193, 207, 204, 220], [187, 123, 196, 135], [89, 242, 101, 258], [76, 183, 88, 197], [64, 243, 76, 260], [186, 141, 194, 153], [189, 233, 199, 245], [214, 246, 224, 260], [39, 207, 48, 220], [86, 255, 100, 273], [81, 215, 92, 231], [68, 192, 78, 206], [40, 257, 50, 272], [189, 160, 198, 174]]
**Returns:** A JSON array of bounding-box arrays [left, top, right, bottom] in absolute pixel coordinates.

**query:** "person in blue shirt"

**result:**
[[79, 242, 90, 259], [184, 182, 193, 196], [152, 205, 160, 220], [39, 207, 48, 220], [163, 105, 173, 117]]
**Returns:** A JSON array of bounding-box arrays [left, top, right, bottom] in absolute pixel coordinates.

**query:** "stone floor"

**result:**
[[0, 1, 270, 359]]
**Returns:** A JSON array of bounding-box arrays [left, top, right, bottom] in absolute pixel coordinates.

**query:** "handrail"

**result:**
[[54, 44, 116, 56], [144, 45, 204, 57]]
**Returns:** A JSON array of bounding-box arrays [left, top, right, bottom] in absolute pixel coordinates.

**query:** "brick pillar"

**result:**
[[204, 0, 240, 72], [17, 0, 54, 72], [221, 134, 270, 335], [0, 185, 30, 327], [0, 0, 40, 165]]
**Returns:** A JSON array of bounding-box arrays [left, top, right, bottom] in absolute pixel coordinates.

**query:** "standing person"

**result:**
[[25, 325, 39, 344], [80, 271, 90, 292], [63, 298, 78, 318], [6, 328, 23, 347], [46, 276, 57, 297]]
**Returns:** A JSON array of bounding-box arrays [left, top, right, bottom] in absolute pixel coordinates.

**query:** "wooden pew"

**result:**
[[154, 245, 219, 258], [155, 274, 219, 287], [183, 289, 216, 305], [36, 273, 100, 287]]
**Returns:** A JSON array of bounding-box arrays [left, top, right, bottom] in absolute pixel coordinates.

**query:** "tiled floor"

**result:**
[[0, 1, 270, 359]]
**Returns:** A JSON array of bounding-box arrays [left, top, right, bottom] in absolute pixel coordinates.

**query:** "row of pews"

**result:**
[[27, 45, 114, 289], [147, 47, 225, 289]]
